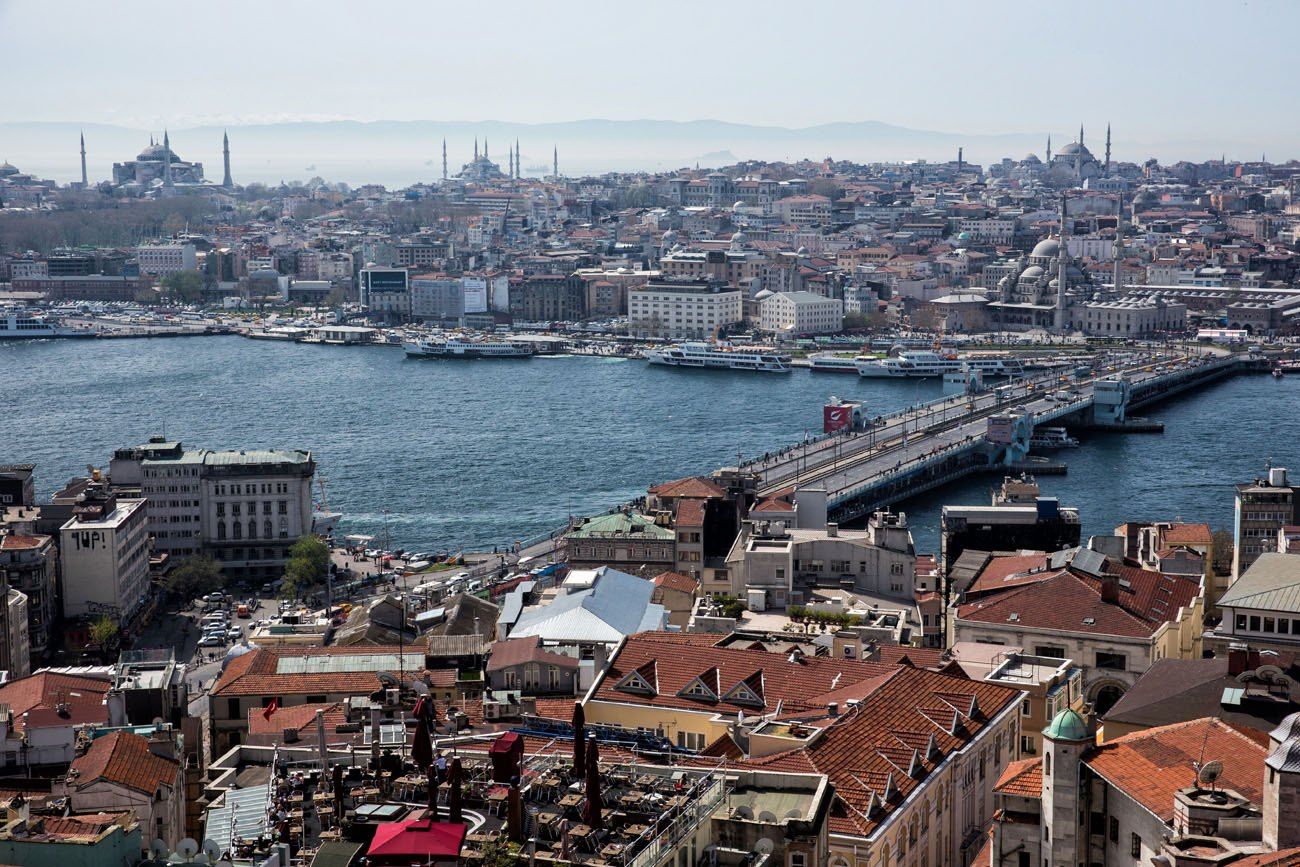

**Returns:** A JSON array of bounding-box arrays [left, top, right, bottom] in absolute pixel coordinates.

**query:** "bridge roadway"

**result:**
[[748, 349, 1238, 512]]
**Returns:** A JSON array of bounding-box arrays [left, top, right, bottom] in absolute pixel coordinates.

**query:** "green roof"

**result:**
[[204, 449, 312, 466], [1043, 708, 1090, 741], [565, 512, 673, 541]]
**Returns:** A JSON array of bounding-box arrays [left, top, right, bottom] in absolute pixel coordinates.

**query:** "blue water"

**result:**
[[2, 336, 1294, 555]]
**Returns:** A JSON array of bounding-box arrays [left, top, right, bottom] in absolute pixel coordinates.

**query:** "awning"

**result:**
[[367, 820, 466, 859]]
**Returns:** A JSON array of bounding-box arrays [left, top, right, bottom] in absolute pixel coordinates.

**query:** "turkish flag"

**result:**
[[262, 698, 279, 721]]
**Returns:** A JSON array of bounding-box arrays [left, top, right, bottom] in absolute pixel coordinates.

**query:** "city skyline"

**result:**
[[2, 0, 1299, 179]]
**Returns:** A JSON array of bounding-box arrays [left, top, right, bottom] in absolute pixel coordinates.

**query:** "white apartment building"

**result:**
[[959, 217, 1017, 244], [461, 275, 489, 314], [410, 274, 463, 323], [59, 485, 149, 627], [135, 244, 197, 276], [758, 290, 844, 336], [627, 279, 742, 339], [109, 438, 314, 580]]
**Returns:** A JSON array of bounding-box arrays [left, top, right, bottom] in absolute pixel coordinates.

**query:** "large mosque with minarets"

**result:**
[[1003, 124, 1113, 188], [986, 199, 1097, 331], [112, 132, 205, 188]]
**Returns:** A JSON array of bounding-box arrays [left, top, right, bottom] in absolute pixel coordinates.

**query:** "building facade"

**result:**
[[59, 484, 150, 628], [627, 278, 743, 339]]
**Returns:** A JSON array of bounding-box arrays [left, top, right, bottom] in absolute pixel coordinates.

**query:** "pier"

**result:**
[[742, 350, 1261, 524]]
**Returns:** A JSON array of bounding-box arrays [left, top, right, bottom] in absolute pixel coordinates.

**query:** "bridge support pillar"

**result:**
[[1091, 377, 1131, 425]]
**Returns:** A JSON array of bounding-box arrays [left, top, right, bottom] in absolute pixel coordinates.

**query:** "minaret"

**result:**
[[515, 138, 521, 178], [1079, 123, 1084, 149], [442, 139, 448, 180], [222, 130, 233, 187], [474, 138, 479, 161], [79, 131, 87, 186], [1104, 124, 1112, 173], [1112, 192, 1124, 294], [163, 129, 173, 186], [1046, 135, 1052, 163], [508, 144, 514, 178], [553, 145, 558, 178], [957, 146, 963, 173], [484, 139, 489, 160], [1055, 193, 1069, 331]]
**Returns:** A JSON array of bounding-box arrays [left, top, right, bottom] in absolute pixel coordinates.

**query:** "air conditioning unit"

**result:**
[[385, 688, 400, 706]]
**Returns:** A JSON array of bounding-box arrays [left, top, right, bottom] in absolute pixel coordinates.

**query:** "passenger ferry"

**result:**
[[808, 353, 870, 374], [0, 309, 92, 339], [1028, 426, 1080, 449], [643, 342, 792, 372], [403, 337, 532, 359], [856, 350, 1024, 379]]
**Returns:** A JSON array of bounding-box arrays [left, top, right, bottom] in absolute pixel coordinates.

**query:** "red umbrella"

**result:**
[[572, 702, 586, 778], [584, 737, 602, 830], [448, 756, 464, 824]]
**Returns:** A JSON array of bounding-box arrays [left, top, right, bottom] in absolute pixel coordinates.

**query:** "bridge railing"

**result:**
[[831, 434, 985, 507]]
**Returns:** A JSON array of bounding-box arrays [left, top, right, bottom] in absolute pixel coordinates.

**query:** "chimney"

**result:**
[[1226, 643, 1259, 676], [827, 523, 838, 538], [827, 702, 839, 717], [147, 730, 177, 761], [1100, 575, 1119, 604]]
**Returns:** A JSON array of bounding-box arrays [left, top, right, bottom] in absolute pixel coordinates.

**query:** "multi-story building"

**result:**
[[509, 274, 586, 321], [659, 247, 765, 287], [1079, 296, 1188, 337], [1206, 552, 1300, 655], [0, 464, 35, 507], [951, 546, 1204, 715], [562, 512, 675, 572], [109, 438, 314, 581], [135, 244, 197, 276], [59, 482, 150, 629], [410, 273, 464, 323], [1233, 467, 1298, 581], [723, 512, 915, 610], [992, 712, 1300, 867], [0, 532, 56, 660], [359, 266, 410, 321], [758, 290, 844, 336], [627, 277, 743, 339], [583, 632, 1025, 867]]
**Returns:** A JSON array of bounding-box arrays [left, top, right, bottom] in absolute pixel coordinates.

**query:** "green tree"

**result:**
[[283, 536, 330, 598], [161, 270, 205, 303], [166, 554, 226, 600], [88, 615, 118, 647]]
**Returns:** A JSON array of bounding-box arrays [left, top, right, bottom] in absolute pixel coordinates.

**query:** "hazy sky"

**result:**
[[2, 0, 1295, 151]]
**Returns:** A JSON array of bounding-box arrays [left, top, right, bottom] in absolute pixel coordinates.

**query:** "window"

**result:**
[[1022, 699, 1031, 716], [1130, 833, 1142, 857], [217, 521, 226, 540], [1020, 735, 1036, 755], [216, 502, 225, 517], [789, 854, 806, 867], [1095, 651, 1127, 671], [1236, 614, 1247, 630], [1034, 645, 1065, 659], [1250, 615, 1261, 631], [1108, 815, 1118, 843]]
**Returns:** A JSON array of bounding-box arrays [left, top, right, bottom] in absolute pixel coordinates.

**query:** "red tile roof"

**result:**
[[1083, 718, 1266, 822], [965, 554, 1052, 596], [69, 731, 179, 795], [651, 571, 700, 595], [648, 476, 725, 500], [211, 645, 418, 698], [0, 671, 110, 732], [957, 566, 1200, 639], [247, 701, 348, 736], [674, 498, 707, 527], [742, 666, 1023, 838], [486, 638, 579, 672], [591, 633, 898, 717], [0, 534, 50, 550], [1162, 523, 1213, 546], [993, 757, 1042, 797]]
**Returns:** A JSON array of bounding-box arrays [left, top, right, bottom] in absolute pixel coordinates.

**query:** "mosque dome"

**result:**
[[661, 229, 678, 242], [731, 230, 747, 245], [797, 246, 809, 256], [956, 231, 972, 242], [1030, 238, 1061, 260], [1043, 708, 1089, 741], [1022, 153, 1042, 164], [1058, 142, 1093, 158], [733, 201, 745, 212], [1018, 265, 1045, 283], [221, 640, 258, 671], [137, 144, 174, 161], [754, 288, 774, 301], [0, 161, 18, 177], [1270, 711, 1300, 745]]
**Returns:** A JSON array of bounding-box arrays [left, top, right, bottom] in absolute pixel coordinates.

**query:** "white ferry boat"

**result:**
[[643, 342, 792, 372], [1029, 426, 1080, 449], [808, 353, 869, 374], [404, 337, 532, 359], [856, 350, 1024, 379], [0, 310, 92, 339]]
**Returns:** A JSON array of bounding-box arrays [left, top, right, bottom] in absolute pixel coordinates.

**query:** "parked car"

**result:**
[[198, 636, 225, 648]]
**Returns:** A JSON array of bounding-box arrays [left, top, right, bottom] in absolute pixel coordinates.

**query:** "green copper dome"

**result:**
[[1043, 708, 1090, 741]]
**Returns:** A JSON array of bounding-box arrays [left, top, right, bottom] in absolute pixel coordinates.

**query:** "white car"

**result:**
[[198, 636, 225, 648]]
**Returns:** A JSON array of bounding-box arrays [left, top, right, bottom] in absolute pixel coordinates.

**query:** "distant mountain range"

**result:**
[[0, 118, 1257, 187]]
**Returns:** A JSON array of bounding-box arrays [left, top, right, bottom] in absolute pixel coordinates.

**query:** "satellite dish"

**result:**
[[377, 671, 400, 687], [177, 838, 200, 860], [754, 839, 775, 856], [202, 839, 223, 860], [150, 838, 169, 858], [1198, 760, 1224, 788]]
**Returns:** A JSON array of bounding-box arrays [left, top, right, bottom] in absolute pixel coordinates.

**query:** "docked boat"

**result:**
[[404, 337, 532, 359], [0, 309, 93, 339], [644, 342, 792, 372], [808, 353, 869, 374], [1273, 366, 1285, 379], [856, 350, 1024, 379], [1029, 426, 1080, 449]]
